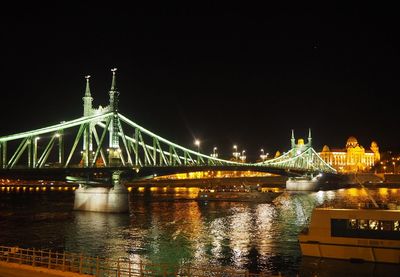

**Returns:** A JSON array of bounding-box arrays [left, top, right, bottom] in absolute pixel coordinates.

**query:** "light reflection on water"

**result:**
[[0, 187, 400, 275]]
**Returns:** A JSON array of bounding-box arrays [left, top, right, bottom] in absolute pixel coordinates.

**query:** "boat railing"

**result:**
[[318, 201, 400, 210]]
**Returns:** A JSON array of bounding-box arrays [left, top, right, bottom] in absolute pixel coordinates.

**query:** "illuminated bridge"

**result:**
[[0, 69, 336, 211]]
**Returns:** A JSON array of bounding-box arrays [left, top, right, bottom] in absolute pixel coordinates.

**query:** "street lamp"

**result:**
[[211, 147, 218, 158], [240, 150, 246, 163], [194, 139, 201, 164], [233, 145, 240, 160], [33, 137, 40, 168], [194, 140, 200, 152], [393, 162, 396, 174], [260, 148, 268, 161]]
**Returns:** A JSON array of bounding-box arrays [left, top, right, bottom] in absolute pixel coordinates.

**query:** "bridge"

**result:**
[[0, 69, 336, 212]]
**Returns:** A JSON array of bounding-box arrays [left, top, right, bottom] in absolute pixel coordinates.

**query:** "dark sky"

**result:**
[[0, 3, 399, 161]]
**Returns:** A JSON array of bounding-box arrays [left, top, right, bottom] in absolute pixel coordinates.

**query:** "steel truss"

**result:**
[[0, 113, 336, 174]]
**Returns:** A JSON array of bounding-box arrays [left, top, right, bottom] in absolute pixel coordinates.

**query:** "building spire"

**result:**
[[308, 128, 312, 146], [110, 68, 117, 91]]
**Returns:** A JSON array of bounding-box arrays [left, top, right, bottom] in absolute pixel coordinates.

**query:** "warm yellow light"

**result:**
[[379, 188, 388, 196], [347, 188, 359, 197]]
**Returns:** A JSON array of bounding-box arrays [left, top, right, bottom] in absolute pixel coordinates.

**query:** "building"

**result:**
[[319, 136, 380, 173]]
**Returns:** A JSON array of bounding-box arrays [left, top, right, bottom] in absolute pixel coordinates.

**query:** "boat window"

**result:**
[[395, 221, 400, 231], [359, 219, 368, 230], [348, 219, 358, 229], [331, 218, 400, 240], [380, 221, 393, 231], [369, 220, 379, 230]]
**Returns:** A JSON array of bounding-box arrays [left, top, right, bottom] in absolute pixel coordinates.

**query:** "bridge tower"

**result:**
[[74, 69, 128, 212], [82, 75, 93, 167], [291, 128, 313, 154], [291, 129, 295, 149], [108, 68, 121, 166]]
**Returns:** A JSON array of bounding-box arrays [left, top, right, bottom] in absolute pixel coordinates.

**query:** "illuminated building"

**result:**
[[319, 136, 380, 173], [154, 170, 272, 180]]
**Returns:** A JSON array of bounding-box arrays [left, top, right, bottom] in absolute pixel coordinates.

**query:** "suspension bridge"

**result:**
[[0, 69, 336, 211]]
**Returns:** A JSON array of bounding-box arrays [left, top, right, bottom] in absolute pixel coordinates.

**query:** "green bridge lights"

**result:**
[[0, 70, 336, 175]]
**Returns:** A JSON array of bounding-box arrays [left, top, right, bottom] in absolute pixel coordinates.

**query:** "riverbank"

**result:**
[[0, 261, 91, 277]]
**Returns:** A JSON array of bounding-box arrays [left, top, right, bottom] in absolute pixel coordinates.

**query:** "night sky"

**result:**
[[0, 3, 399, 161]]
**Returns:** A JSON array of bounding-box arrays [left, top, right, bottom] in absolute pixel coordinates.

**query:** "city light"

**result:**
[[194, 140, 200, 153], [233, 145, 240, 160], [260, 149, 269, 161], [240, 150, 246, 163], [211, 147, 218, 158]]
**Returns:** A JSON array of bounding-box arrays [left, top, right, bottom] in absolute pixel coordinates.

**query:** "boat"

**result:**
[[196, 185, 282, 202], [299, 206, 400, 263]]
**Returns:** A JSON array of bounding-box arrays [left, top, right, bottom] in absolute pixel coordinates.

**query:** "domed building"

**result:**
[[319, 137, 380, 173]]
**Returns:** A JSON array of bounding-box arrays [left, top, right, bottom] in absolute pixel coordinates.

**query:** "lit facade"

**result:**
[[319, 136, 380, 173]]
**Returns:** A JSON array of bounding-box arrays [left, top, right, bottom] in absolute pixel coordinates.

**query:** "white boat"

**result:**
[[299, 207, 400, 263]]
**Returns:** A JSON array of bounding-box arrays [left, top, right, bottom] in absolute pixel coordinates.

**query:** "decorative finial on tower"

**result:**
[[308, 128, 312, 146], [291, 129, 295, 149], [110, 68, 117, 91], [84, 75, 91, 97]]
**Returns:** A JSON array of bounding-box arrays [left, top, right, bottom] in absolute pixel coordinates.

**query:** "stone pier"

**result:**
[[73, 171, 129, 212]]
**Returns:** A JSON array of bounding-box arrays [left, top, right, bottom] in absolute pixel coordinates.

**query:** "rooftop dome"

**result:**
[[346, 136, 358, 148], [322, 145, 330, 152]]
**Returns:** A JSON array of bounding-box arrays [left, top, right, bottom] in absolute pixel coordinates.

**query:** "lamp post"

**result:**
[[240, 150, 246, 163], [194, 140, 200, 152], [211, 147, 218, 158], [260, 148, 268, 161], [33, 137, 40, 168], [233, 145, 240, 160], [393, 162, 396, 174], [194, 140, 200, 164]]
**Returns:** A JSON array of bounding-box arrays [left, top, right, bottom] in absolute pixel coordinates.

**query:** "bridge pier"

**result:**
[[286, 174, 322, 191], [73, 171, 129, 212]]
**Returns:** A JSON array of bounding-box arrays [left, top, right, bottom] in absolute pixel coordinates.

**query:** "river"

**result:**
[[1, 186, 399, 276]]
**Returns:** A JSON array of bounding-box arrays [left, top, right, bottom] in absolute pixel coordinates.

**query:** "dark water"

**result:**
[[1, 186, 400, 276]]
